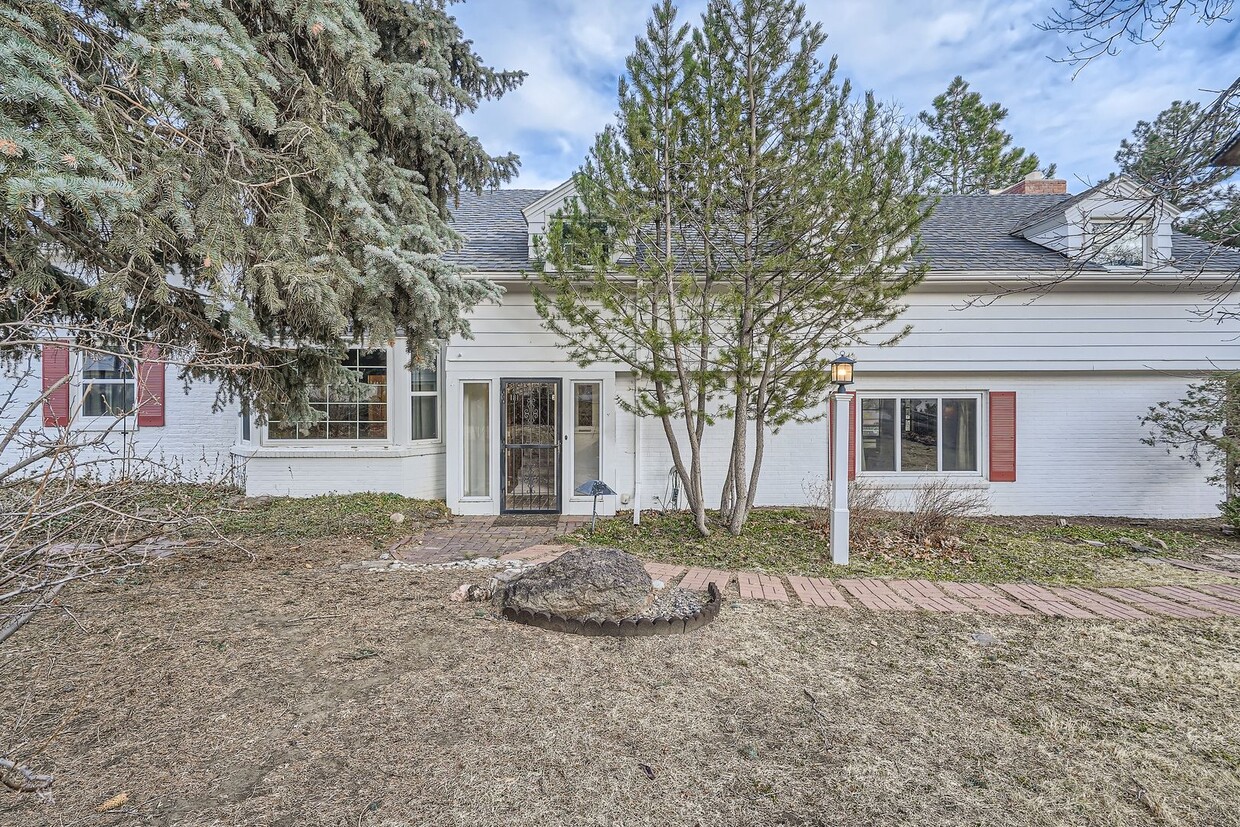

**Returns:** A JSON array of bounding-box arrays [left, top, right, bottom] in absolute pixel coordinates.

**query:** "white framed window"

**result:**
[[859, 394, 981, 474], [411, 360, 439, 442], [79, 352, 136, 419], [267, 348, 389, 442], [571, 381, 601, 491], [461, 381, 491, 498], [1089, 219, 1149, 267]]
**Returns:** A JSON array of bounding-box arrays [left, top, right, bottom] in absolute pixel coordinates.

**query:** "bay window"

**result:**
[[411, 363, 439, 442], [860, 394, 979, 474]]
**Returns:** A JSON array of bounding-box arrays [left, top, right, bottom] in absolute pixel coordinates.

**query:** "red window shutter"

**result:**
[[989, 391, 1017, 482], [137, 344, 166, 427], [828, 395, 859, 481], [848, 394, 857, 481], [41, 341, 71, 427]]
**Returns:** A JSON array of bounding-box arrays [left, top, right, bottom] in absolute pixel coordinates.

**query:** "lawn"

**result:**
[[2, 539, 1239, 826], [574, 508, 1234, 585], [141, 486, 451, 546]]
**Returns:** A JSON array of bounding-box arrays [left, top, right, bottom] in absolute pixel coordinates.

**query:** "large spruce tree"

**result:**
[[535, 0, 928, 535], [0, 0, 521, 414], [916, 76, 1051, 194]]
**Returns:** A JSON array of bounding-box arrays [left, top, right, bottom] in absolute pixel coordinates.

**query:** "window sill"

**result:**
[[233, 443, 445, 460], [73, 417, 138, 433], [856, 474, 990, 490]]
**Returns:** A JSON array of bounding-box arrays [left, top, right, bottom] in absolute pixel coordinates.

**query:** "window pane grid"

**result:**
[[411, 361, 439, 441], [860, 394, 979, 474], [80, 354, 136, 417], [268, 349, 389, 441]]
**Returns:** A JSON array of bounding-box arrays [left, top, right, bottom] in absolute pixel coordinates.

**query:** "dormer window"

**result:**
[[1089, 219, 1150, 268], [549, 216, 610, 267]]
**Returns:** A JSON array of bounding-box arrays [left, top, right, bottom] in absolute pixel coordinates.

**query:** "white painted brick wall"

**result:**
[[617, 371, 1220, 518], [1, 353, 240, 483], [241, 450, 445, 498]]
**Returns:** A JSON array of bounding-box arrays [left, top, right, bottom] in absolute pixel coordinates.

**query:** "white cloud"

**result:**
[[453, 0, 1237, 191]]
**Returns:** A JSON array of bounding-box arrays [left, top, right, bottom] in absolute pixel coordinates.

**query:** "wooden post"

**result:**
[[830, 391, 852, 566]]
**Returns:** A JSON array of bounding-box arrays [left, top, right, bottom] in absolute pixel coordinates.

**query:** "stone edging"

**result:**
[[501, 583, 723, 637]]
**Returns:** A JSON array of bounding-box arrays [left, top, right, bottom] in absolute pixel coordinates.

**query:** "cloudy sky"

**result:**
[[451, 0, 1238, 191]]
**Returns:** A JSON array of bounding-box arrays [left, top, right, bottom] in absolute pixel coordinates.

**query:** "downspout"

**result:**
[[633, 374, 642, 525]]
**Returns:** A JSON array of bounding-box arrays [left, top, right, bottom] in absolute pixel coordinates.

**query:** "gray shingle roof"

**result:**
[[914, 194, 1088, 271], [447, 187, 1240, 273], [444, 189, 544, 271]]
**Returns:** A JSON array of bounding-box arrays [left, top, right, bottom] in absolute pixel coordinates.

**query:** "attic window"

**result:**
[[1089, 219, 1149, 268], [553, 217, 610, 266]]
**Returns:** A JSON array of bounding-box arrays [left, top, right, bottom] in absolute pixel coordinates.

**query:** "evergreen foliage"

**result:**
[[1141, 372, 1240, 517], [534, 0, 929, 536], [0, 0, 521, 415], [1115, 99, 1240, 247], [916, 76, 1052, 194]]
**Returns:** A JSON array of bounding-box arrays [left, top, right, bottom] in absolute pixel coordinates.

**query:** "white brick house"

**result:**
[[11, 175, 1240, 518]]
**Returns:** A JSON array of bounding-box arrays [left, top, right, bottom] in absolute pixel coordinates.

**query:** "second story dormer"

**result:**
[[1008, 176, 1180, 270]]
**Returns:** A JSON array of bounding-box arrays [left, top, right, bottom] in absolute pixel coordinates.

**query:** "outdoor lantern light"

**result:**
[[829, 354, 856, 392], [573, 479, 617, 534]]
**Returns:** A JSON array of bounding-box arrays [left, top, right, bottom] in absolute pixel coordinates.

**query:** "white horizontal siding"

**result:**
[[857, 289, 1240, 371], [453, 285, 1240, 373]]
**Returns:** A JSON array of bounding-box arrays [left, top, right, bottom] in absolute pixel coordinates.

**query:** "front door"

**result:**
[[501, 379, 561, 513]]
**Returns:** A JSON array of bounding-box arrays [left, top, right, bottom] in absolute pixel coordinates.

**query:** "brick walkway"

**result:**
[[396, 520, 1240, 623], [389, 516, 587, 564]]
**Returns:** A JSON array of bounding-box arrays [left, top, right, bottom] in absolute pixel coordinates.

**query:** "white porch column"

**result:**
[[830, 391, 852, 566]]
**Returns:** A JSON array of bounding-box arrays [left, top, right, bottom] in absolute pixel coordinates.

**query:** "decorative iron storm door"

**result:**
[[500, 379, 562, 513]]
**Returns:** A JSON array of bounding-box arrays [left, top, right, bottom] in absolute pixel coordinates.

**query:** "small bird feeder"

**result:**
[[574, 479, 617, 533]]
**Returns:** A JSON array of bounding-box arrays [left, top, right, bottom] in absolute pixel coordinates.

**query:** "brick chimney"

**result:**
[[993, 172, 1067, 195]]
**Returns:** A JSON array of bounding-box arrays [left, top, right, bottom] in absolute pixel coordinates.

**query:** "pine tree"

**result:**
[[916, 76, 1051, 194], [535, 0, 929, 535], [0, 0, 522, 414], [1115, 100, 1240, 247]]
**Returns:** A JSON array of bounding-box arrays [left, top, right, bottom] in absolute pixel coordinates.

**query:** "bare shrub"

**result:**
[[1, 299, 245, 646], [803, 477, 892, 544], [905, 479, 990, 542]]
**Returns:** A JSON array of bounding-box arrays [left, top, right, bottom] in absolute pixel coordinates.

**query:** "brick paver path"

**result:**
[[993, 584, 1096, 619], [500, 544, 566, 565], [392, 516, 585, 563], [400, 518, 1240, 624], [1144, 586, 1240, 617], [787, 576, 851, 610], [1199, 583, 1240, 602], [838, 578, 916, 612], [644, 563, 686, 583], [1050, 586, 1152, 621], [888, 579, 971, 613], [937, 582, 1036, 616], [680, 568, 732, 591], [1097, 587, 1215, 619]]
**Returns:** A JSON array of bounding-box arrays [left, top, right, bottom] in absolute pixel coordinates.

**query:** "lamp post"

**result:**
[[829, 354, 855, 566]]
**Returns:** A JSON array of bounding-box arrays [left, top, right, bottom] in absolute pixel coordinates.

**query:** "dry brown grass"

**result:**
[[3, 540, 1240, 827]]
